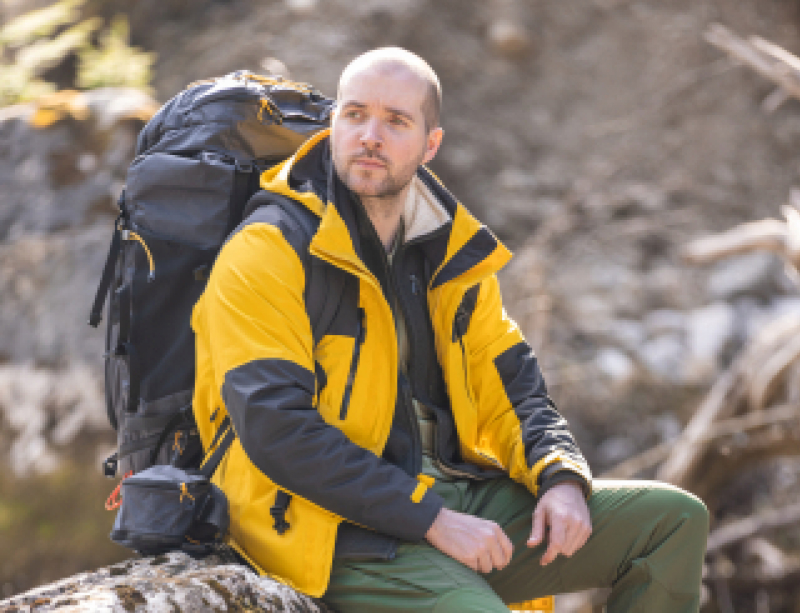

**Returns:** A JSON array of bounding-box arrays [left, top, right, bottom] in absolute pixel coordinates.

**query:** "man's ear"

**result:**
[[422, 127, 444, 165]]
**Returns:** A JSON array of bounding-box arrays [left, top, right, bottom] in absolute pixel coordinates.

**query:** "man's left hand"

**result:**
[[527, 481, 592, 566]]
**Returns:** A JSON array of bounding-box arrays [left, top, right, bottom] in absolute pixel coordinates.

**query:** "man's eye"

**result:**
[[389, 117, 407, 126], [345, 110, 363, 120]]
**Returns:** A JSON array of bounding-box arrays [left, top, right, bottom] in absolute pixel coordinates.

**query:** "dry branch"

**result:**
[[749, 333, 800, 411], [707, 501, 800, 553], [705, 24, 800, 104], [656, 314, 800, 487], [681, 219, 788, 265], [603, 403, 800, 481]]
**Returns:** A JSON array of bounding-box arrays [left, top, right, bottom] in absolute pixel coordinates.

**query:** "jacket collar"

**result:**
[[260, 129, 512, 289]]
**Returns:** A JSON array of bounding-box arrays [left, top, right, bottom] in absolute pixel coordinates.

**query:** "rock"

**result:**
[[595, 347, 636, 383], [638, 334, 685, 382], [285, 0, 319, 15], [0, 224, 109, 365], [708, 252, 781, 300], [0, 551, 329, 612], [487, 20, 532, 57], [605, 318, 645, 351], [0, 88, 152, 240], [643, 309, 686, 338], [597, 435, 637, 465], [261, 57, 292, 79], [0, 363, 108, 477], [685, 302, 736, 369]]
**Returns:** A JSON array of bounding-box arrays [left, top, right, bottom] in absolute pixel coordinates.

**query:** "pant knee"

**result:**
[[666, 487, 709, 537]]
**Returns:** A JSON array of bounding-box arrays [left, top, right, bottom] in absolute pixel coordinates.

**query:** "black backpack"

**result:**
[[89, 71, 342, 481]]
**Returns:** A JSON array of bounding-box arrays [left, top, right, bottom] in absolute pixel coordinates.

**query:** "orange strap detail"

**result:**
[[172, 431, 184, 455], [179, 482, 195, 504], [105, 471, 133, 511]]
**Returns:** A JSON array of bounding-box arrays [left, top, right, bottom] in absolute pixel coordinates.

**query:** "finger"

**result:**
[[488, 538, 507, 571], [541, 523, 565, 566], [528, 509, 546, 547], [574, 520, 592, 552], [496, 526, 514, 567], [562, 525, 581, 557], [477, 551, 494, 574]]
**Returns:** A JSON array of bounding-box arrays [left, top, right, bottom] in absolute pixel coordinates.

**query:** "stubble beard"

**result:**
[[336, 150, 424, 220]]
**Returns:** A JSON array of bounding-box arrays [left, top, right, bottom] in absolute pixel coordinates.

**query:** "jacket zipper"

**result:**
[[454, 305, 476, 406], [338, 307, 365, 420], [389, 246, 425, 476]]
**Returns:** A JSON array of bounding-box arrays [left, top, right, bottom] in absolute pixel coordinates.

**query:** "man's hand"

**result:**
[[528, 481, 592, 565], [426, 507, 513, 574]]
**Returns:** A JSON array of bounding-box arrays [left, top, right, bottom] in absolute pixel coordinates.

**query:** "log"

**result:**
[[0, 551, 329, 613]]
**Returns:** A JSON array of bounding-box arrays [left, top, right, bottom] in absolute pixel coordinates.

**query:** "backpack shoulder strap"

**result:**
[[241, 191, 347, 345]]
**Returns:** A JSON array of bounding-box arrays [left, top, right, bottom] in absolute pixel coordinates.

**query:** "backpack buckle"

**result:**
[[102, 452, 118, 478]]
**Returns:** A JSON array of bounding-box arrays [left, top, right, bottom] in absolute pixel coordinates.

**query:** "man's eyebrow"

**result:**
[[339, 101, 416, 123], [340, 101, 367, 110], [386, 106, 415, 123]]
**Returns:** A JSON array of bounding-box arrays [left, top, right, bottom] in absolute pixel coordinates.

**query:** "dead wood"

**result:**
[[707, 501, 800, 553], [705, 24, 800, 106], [603, 403, 800, 483], [656, 315, 800, 487]]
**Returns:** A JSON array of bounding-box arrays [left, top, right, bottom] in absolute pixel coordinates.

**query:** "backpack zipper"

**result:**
[[338, 308, 366, 420]]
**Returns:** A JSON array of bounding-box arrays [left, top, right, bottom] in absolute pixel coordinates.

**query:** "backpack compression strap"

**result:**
[[89, 194, 125, 327]]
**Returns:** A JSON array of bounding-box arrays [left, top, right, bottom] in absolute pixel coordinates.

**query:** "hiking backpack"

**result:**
[[89, 71, 339, 480]]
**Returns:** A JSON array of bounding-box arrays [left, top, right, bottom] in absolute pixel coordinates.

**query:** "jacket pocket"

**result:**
[[339, 308, 366, 420]]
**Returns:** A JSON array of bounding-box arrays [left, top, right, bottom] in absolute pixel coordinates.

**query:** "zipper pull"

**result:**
[[410, 274, 421, 295]]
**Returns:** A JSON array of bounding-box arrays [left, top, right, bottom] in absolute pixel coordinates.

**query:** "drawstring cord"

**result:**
[[105, 470, 133, 511], [121, 229, 155, 281]]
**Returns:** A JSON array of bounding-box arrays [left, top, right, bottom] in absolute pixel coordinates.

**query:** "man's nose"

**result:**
[[359, 118, 382, 149]]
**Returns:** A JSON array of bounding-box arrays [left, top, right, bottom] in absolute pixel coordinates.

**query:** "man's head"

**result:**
[[331, 47, 444, 202]]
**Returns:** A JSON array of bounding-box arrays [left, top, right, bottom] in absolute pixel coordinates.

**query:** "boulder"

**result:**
[[0, 551, 330, 613]]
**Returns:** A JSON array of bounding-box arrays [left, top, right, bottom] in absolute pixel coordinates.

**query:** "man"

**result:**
[[191, 48, 709, 612]]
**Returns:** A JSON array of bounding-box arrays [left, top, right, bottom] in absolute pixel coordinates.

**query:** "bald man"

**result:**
[[192, 48, 709, 612]]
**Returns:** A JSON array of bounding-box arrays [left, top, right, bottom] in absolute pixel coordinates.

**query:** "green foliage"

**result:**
[[0, 0, 86, 48], [15, 18, 101, 72], [77, 16, 155, 90], [0, 0, 155, 107]]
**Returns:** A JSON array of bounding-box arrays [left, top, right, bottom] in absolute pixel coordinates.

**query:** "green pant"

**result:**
[[322, 478, 709, 613]]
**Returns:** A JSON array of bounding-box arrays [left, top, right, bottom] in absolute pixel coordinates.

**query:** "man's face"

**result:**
[[331, 64, 441, 200]]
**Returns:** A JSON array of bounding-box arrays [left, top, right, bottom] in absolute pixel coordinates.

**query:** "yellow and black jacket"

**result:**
[[191, 129, 592, 597]]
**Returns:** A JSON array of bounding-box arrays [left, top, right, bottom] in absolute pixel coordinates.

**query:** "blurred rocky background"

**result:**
[[2, 0, 800, 611]]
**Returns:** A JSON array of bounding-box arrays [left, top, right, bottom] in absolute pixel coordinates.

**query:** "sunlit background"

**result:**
[[2, 0, 800, 610]]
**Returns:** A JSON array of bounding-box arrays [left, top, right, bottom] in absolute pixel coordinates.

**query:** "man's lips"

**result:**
[[352, 157, 387, 169]]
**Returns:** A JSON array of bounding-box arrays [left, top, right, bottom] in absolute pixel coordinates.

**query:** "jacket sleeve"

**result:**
[[201, 220, 443, 541], [464, 274, 592, 499]]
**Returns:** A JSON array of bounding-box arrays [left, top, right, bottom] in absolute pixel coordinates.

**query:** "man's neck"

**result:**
[[361, 181, 414, 251]]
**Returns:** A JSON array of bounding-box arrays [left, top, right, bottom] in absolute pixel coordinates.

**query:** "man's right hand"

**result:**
[[425, 507, 513, 573]]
